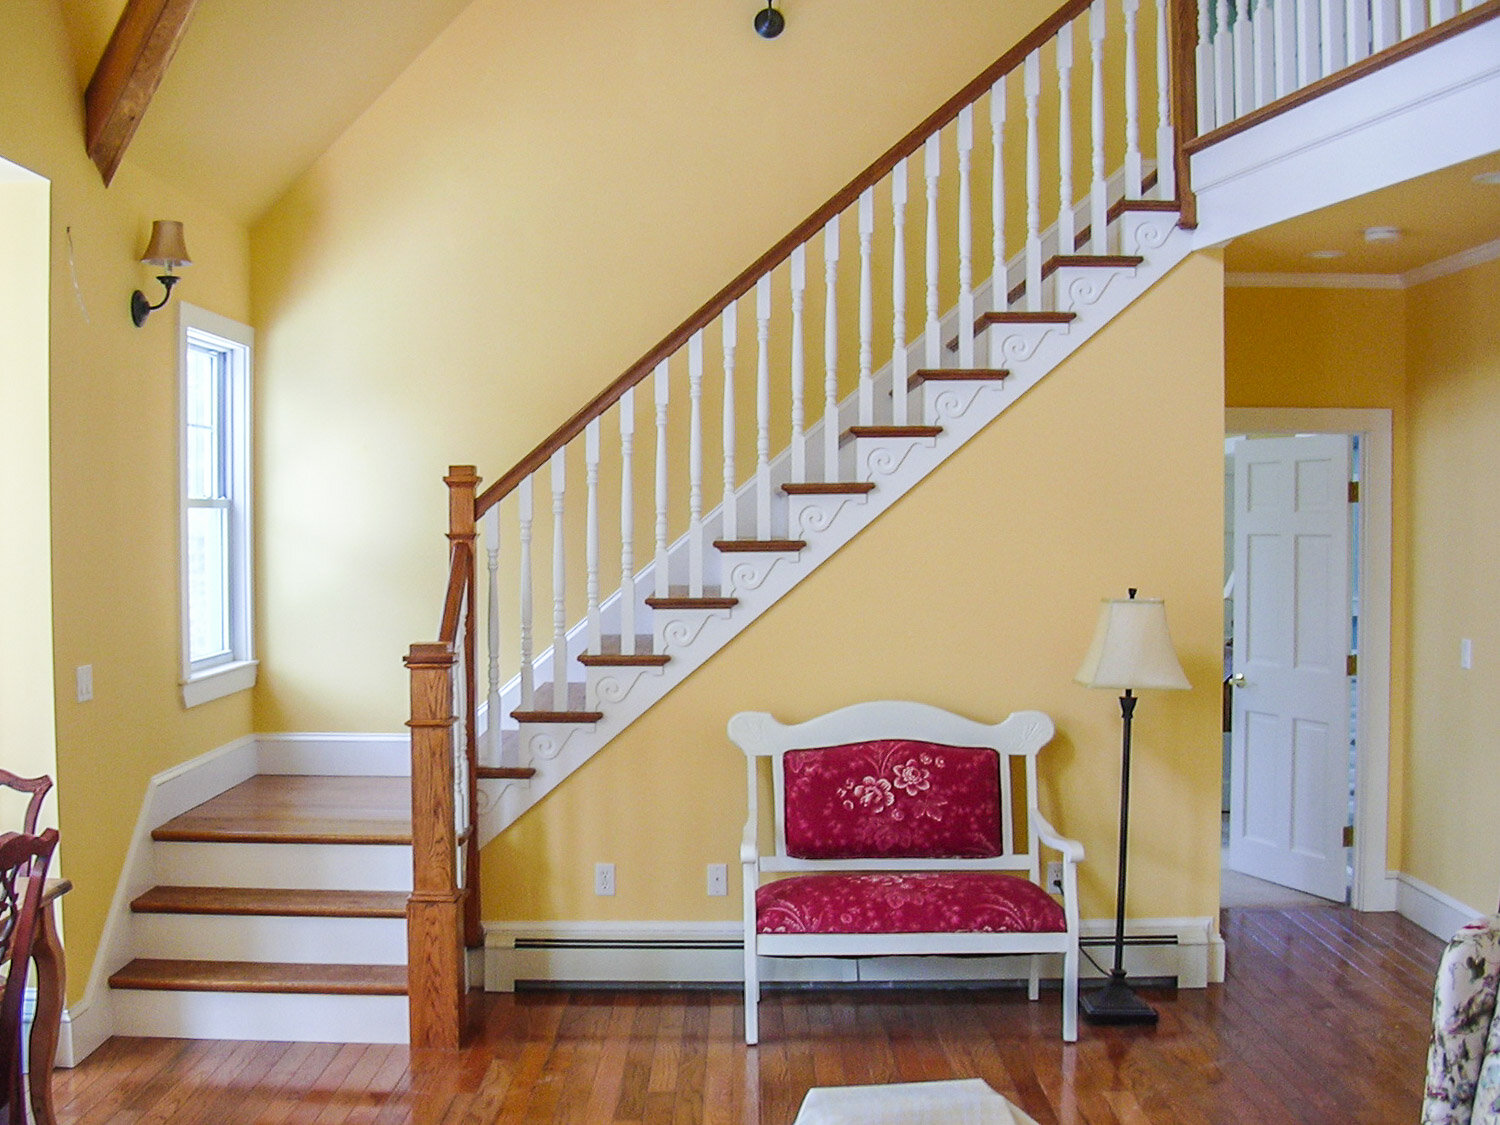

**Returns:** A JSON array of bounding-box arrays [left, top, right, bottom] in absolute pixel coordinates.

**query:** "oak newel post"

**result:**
[[405, 641, 465, 1050]]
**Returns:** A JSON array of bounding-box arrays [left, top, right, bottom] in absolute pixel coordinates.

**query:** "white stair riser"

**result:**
[[110, 988, 408, 1044], [131, 913, 407, 965], [152, 842, 412, 891]]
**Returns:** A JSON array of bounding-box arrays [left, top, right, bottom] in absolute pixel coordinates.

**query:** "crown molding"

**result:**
[[1224, 271, 1403, 289], [1402, 236, 1500, 287]]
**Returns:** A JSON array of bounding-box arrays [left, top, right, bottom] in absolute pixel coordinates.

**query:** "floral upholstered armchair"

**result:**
[[730, 701, 1083, 1046], [1423, 913, 1500, 1124]]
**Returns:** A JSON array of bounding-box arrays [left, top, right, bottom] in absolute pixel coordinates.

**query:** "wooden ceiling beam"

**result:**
[[84, 0, 200, 186]]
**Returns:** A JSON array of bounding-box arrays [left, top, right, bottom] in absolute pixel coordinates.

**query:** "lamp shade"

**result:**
[[140, 221, 191, 269], [1075, 595, 1190, 691]]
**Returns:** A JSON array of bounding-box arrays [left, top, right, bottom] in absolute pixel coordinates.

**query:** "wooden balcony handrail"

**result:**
[[474, 0, 1102, 516], [438, 542, 471, 645]]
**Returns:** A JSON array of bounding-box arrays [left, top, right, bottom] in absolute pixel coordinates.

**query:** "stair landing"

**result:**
[[151, 775, 412, 844]]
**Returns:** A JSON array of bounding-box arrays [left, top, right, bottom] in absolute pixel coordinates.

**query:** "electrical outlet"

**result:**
[[1046, 861, 1064, 893], [76, 665, 93, 703], [594, 862, 615, 896], [1462, 638, 1473, 670], [707, 863, 728, 896]]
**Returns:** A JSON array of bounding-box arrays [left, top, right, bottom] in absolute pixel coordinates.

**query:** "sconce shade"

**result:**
[[1076, 595, 1190, 691], [141, 220, 191, 269]]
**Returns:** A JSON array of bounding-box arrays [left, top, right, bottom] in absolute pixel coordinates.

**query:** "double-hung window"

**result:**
[[179, 304, 256, 707]]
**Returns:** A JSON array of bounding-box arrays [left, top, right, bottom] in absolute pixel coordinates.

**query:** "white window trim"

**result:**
[[178, 302, 257, 708]]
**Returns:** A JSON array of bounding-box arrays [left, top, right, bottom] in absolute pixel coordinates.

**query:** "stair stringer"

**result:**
[[475, 213, 1193, 845]]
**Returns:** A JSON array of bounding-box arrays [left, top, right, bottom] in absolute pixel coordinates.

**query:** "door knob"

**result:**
[[1228, 673, 1247, 688]]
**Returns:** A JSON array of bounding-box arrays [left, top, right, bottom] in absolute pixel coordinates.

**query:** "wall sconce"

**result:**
[[131, 220, 191, 327], [753, 1, 784, 38]]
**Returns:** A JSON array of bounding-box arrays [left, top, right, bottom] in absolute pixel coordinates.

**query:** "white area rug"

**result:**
[[793, 1078, 1041, 1124]]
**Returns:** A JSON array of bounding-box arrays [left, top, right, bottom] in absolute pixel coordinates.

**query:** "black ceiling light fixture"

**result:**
[[753, 1, 784, 38]]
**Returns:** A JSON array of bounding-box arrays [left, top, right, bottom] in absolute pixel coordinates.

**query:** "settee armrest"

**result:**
[[740, 817, 759, 866], [1033, 811, 1084, 865]]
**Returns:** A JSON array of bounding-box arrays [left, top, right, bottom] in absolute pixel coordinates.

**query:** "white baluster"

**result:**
[[1321, 0, 1348, 78], [1235, 0, 1255, 116], [1399, 0, 1425, 39], [823, 214, 841, 483], [991, 81, 1009, 308], [1298, 0, 1321, 88], [1124, 0, 1144, 196], [482, 506, 504, 764], [859, 188, 876, 420], [892, 157, 910, 425], [720, 304, 738, 543], [924, 136, 942, 367], [1198, 0, 1216, 132], [1347, 0, 1371, 64], [585, 419, 601, 655], [550, 447, 568, 711], [955, 108, 975, 370], [1371, 0, 1398, 52], [688, 331, 705, 594], [1054, 28, 1076, 259], [1252, 0, 1275, 109], [653, 360, 670, 598], [618, 388, 636, 655], [1154, 0, 1176, 201], [1275, 0, 1297, 96], [1024, 52, 1043, 313], [1216, 0, 1235, 122], [1090, 3, 1109, 248], [790, 244, 807, 484], [1431, 0, 1457, 24], [518, 476, 534, 711], [755, 277, 772, 540]]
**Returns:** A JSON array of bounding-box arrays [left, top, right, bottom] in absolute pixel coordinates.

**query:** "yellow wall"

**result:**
[[0, 0, 254, 1001], [1403, 257, 1500, 913], [484, 254, 1227, 925], [1223, 284, 1411, 870]]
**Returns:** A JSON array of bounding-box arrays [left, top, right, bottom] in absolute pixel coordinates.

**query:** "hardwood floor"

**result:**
[[54, 906, 1443, 1124]]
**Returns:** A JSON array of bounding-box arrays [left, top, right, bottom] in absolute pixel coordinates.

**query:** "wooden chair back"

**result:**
[[0, 829, 58, 1125], [0, 772, 51, 836]]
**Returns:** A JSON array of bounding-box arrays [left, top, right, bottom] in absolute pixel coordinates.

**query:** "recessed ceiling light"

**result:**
[[1306, 249, 1346, 259], [1364, 226, 1401, 243], [1474, 170, 1500, 186]]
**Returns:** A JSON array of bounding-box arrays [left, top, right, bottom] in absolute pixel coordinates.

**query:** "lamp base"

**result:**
[[1080, 971, 1159, 1025]]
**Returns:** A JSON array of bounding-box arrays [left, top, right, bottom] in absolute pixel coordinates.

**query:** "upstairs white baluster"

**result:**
[[720, 305, 738, 543], [1399, 0, 1425, 40], [1090, 3, 1109, 248], [1321, 0, 1348, 80], [518, 476, 535, 711], [892, 157, 910, 425], [688, 331, 705, 593], [1054, 28, 1076, 259], [585, 419, 601, 654], [859, 188, 876, 421], [1024, 51, 1043, 312], [991, 81, 1009, 307], [1274, 0, 1297, 97], [1197, 0, 1215, 132], [755, 276, 772, 540], [550, 447, 568, 710], [1234, 0, 1255, 117], [924, 136, 942, 367], [482, 506, 506, 764], [1155, 0, 1177, 201], [1252, 0, 1274, 110], [653, 360, 670, 598], [790, 244, 808, 483], [823, 215, 841, 482], [1123, 0, 1144, 198], [1217, 0, 1235, 124], [957, 107, 976, 368], [1371, 0, 1399, 51], [618, 388, 636, 655], [1298, 0, 1321, 87], [1347, 0, 1372, 65]]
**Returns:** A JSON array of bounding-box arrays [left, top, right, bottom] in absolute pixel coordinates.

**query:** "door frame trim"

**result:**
[[1225, 408, 1395, 912]]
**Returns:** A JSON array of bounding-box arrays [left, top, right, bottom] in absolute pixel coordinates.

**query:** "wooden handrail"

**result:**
[[475, 0, 1100, 515], [438, 542, 470, 644], [1169, 0, 1199, 230]]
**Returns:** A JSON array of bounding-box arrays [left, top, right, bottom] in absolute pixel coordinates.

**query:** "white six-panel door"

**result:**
[[1227, 434, 1352, 902]]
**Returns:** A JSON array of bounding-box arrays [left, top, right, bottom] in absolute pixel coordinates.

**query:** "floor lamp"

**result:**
[[1075, 589, 1190, 1024]]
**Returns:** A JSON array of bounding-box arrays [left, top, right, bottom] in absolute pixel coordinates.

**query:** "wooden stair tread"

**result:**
[[1073, 194, 1180, 249], [909, 369, 1009, 389], [712, 539, 806, 552], [842, 425, 943, 446], [130, 885, 408, 918], [511, 710, 605, 723], [476, 766, 537, 780], [975, 310, 1077, 327], [1044, 254, 1144, 274], [152, 775, 411, 845], [109, 958, 407, 996], [780, 482, 876, 495], [579, 651, 671, 666], [644, 594, 738, 609]]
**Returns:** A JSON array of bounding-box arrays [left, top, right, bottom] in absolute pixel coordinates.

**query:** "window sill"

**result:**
[[181, 659, 258, 709]]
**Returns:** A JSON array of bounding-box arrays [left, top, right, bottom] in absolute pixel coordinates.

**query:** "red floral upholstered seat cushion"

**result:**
[[783, 741, 1001, 860], [756, 872, 1065, 935]]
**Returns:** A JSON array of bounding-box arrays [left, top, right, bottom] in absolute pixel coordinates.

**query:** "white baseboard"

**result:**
[[483, 917, 1223, 992], [1396, 872, 1488, 941]]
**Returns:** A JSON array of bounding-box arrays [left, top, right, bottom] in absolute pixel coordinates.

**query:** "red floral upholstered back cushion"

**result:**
[[782, 741, 1001, 860]]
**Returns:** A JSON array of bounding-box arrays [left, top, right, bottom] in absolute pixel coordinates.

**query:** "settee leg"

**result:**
[[1027, 955, 1040, 1001], [744, 950, 760, 1045], [1062, 945, 1079, 1042]]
